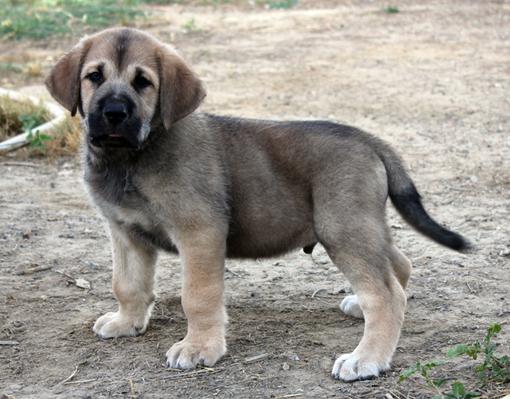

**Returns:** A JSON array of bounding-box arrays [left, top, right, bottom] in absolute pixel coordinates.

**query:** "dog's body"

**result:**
[[46, 28, 470, 382]]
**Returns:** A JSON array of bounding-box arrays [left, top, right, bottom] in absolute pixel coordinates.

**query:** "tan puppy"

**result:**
[[45, 28, 471, 381]]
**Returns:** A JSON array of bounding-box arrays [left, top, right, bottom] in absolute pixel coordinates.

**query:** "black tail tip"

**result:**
[[459, 240, 476, 254], [449, 234, 476, 254]]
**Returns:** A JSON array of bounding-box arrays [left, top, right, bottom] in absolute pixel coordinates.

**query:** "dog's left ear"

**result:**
[[158, 45, 206, 130], [45, 38, 92, 116]]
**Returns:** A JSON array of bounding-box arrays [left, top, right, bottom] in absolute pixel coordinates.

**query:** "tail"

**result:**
[[372, 140, 472, 252]]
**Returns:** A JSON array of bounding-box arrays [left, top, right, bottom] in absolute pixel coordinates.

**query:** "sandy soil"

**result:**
[[1, 1, 509, 398]]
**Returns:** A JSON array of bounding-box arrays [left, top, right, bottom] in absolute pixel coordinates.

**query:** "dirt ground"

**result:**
[[1, 1, 509, 398]]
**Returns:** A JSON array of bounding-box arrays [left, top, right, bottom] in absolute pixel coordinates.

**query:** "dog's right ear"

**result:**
[[45, 38, 91, 116], [157, 45, 206, 130]]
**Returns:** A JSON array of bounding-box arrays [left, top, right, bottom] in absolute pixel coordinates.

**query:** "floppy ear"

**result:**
[[45, 39, 91, 116], [158, 46, 206, 130]]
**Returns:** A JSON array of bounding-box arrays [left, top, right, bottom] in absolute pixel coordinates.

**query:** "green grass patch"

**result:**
[[123, 0, 298, 8], [400, 323, 510, 398], [0, 0, 146, 40], [384, 5, 400, 14], [0, 62, 25, 73], [262, 0, 298, 9], [141, 0, 231, 4]]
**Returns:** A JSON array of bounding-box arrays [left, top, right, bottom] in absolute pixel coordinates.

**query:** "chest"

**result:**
[[85, 165, 178, 252], [84, 162, 154, 230]]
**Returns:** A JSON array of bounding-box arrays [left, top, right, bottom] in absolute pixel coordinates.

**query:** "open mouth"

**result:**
[[90, 134, 135, 148]]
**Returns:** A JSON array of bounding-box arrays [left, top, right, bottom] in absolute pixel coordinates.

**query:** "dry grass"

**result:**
[[41, 115, 82, 158], [0, 94, 81, 158], [0, 95, 50, 140]]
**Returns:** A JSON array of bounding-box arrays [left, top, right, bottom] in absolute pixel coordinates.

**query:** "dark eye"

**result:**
[[86, 71, 103, 84], [133, 74, 152, 90]]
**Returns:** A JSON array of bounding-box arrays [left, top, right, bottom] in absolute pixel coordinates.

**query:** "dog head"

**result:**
[[45, 28, 206, 149]]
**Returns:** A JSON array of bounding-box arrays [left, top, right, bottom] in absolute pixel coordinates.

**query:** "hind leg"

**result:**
[[390, 245, 412, 289], [339, 244, 411, 319], [315, 215, 406, 381], [330, 248, 406, 381]]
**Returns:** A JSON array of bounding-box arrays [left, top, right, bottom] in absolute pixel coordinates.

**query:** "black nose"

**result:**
[[103, 101, 129, 125]]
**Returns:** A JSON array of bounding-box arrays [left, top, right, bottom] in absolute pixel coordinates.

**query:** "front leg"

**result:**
[[93, 224, 157, 338], [166, 228, 227, 369]]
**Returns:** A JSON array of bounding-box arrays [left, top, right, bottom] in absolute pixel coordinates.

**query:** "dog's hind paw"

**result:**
[[331, 352, 390, 382], [166, 334, 226, 369], [93, 311, 148, 339], [339, 295, 364, 319]]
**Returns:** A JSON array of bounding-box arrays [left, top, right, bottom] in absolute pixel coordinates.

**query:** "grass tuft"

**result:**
[[0, 96, 51, 140], [400, 323, 510, 398], [41, 115, 81, 158], [384, 5, 400, 14], [262, 0, 298, 9], [0, 95, 81, 157]]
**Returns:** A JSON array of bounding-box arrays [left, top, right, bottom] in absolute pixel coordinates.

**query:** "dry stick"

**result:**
[[387, 389, 406, 399], [311, 288, 327, 298], [63, 379, 96, 385], [128, 379, 136, 399], [58, 365, 79, 385], [15, 265, 52, 276], [160, 361, 243, 381], [225, 267, 241, 277], [0, 161, 39, 168], [161, 368, 222, 381], [0, 340, 19, 346], [54, 270, 75, 280], [244, 353, 269, 363]]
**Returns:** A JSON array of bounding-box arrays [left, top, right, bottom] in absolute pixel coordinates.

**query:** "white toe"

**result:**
[[339, 295, 364, 319], [92, 311, 147, 339], [331, 352, 387, 381], [166, 336, 226, 370]]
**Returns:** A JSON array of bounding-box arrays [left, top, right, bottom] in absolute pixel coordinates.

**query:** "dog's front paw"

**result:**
[[165, 334, 226, 369], [93, 311, 148, 339], [331, 352, 390, 382], [339, 295, 363, 319]]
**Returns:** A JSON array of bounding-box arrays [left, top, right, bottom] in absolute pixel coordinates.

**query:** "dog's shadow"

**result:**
[[147, 294, 361, 359]]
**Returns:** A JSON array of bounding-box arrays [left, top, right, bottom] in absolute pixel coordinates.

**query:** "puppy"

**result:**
[[45, 27, 471, 381]]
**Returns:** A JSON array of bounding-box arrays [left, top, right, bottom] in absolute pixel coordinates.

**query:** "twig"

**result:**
[[311, 288, 327, 298], [0, 161, 39, 168], [0, 340, 19, 346], [63, 379, 96, 385], [387, 389, 406, 399], [225, 267, 241, 277], [15, 265, 52, 276], [161, 368, 220, 380], [128, 378, 136, 399], [54, 270, 74, 280], [244, 353, 269, 363], [275, 394, 303, 399], [58, 365, 79, 385]]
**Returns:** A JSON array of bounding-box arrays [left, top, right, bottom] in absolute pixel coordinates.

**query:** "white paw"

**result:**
[[339, 295, 364, 319], [166, 335, 226, 369], [331, 352, 390, 381], [93, 311, 148, 339]]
